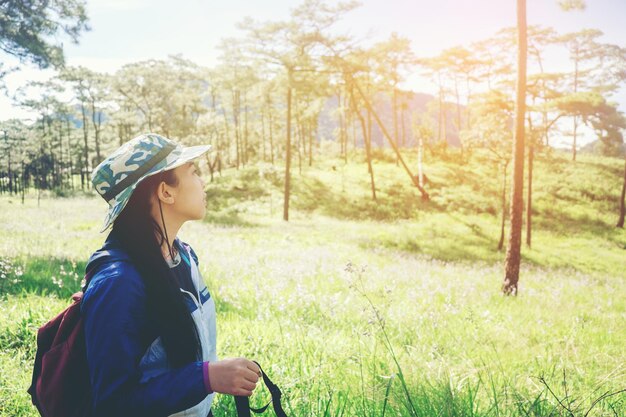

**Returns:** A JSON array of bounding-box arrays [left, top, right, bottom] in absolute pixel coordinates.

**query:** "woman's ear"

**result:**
[[156, 181, 176, 205]]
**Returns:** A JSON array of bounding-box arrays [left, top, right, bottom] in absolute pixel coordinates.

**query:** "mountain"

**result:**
[[316, 90, 464, 149]]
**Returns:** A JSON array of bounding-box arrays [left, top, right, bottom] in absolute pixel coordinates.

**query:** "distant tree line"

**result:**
[[1, 0, 625, 291]]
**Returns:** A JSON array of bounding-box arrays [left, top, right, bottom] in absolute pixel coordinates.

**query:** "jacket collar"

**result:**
[[85, 230, 183, 277]]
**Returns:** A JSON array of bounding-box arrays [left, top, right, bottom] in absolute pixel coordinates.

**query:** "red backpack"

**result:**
[[28, 274, 94, 417]]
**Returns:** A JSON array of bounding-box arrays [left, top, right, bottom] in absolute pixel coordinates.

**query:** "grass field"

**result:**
[[1, 149, 625, 416]]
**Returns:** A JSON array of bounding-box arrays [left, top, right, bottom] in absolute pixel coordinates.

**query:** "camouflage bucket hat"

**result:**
[[91, 133, 211, 233]]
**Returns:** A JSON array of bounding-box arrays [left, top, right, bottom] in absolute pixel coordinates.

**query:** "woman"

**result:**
[[82, 133, 260, 417]]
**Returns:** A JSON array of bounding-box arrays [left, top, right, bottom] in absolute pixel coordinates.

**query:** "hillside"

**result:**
[[203, 148, 626, 279]]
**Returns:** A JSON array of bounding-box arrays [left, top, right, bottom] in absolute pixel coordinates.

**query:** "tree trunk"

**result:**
[[503, 0, 527, 296], [91, 100, 102, 165], [295, 99, 302, 176], [283, 85, 292, 221], [342, 91, 348, 163], [261, 111, 266, 162], [572, 52, 579, 161], [233, 90, 241, 169], [442, 99, 447, 146], [350, 113, 355, 150], [7, 139, 12, 194], [243, 93, 249, 166], [465, 76, 472, 130], [221, 108, 232, 167], [367, 105, 373, 150], [393, 87, 399, 166], [350, 87, 377, 201], [267, 96, 275, 165], [572, 116, 577, 161], [437, 76, 443, 143], [454, 77, 462, 134], [21, 160, 25, 204], [338, 90, 346, 161], [205, 154, 215, 183], [544, 111, 550, 147], [617, 157, 626, 228], [306, 122, 313, 167], [526, 126, 534, 248], [352, 77, 429, 200], [118, 124, 124, 146], [498, 160, 509, 251], [401, 101, 407, 149], [67, 119, 74, 190], [58, 120, 64, 190], [81, 103, 89, 189], [417, 133, 424, 187]]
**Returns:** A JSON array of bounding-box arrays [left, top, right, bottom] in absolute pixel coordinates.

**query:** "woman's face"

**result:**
[[168, 161, 207, 221]]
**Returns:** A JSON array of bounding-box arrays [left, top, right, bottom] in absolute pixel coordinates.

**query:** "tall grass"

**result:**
[[0, 150, 624, 416]]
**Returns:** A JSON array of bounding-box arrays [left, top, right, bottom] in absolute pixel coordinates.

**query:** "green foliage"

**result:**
[[0, 0, 90, 69], [558, 1, 587, 13]]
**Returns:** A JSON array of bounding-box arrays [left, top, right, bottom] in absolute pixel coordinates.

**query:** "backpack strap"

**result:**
[[234, 362, 288, 417], [80, 248, 131, 293]]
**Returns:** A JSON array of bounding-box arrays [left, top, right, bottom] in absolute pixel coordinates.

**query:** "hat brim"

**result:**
[[162, 144, 213, 171], [99, 144, 212, 233]]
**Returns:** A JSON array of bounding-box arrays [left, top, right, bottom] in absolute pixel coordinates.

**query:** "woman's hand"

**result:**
[[208, 358, 261, 396]]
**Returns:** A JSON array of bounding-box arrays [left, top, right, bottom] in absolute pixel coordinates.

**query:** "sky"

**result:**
[[1, 0, 625, 145]]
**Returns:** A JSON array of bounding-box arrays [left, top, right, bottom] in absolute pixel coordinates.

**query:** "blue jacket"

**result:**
[[81, 232, 217, 417]]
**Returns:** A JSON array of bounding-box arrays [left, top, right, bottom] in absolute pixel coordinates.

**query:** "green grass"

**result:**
[[0, 149, 625, 416]]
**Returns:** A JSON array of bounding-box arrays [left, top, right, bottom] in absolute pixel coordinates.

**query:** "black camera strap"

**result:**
[[234, 362, 287, 417]]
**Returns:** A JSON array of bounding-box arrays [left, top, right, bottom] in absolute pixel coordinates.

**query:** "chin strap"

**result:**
[[158, 197, 176, 261]]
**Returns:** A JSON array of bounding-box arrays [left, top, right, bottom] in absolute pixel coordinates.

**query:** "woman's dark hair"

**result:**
[[111, 169, 201, 368]]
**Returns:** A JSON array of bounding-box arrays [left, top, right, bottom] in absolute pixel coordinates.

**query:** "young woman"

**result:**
[[82, 133, 260, 417]]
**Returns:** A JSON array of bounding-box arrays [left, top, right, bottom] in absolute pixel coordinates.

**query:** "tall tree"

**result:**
[[503, 0, 587, 294], [559, 28, 603, 161], [372, 33, 415, 161], [0, 119, 33, 200], [16, 79, 67, 188], [525, 25, 559, 247], [113, 57, 205, 138], [217, 40, 258, 168], [440, 46, 481, 135], [239, 0, 357, 221], [464, 91, 514, 250], [502, 0, 528, 296], [411, 111, 434, 189], [59, 67, 95, 184], [61, 67, 110, 165], [337, 47, 380, 200], [618, 158, 626, 228], [418, 56, 449, 146]]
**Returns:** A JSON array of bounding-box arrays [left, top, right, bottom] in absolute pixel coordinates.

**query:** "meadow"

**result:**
[[0, 149, 624, 416]]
